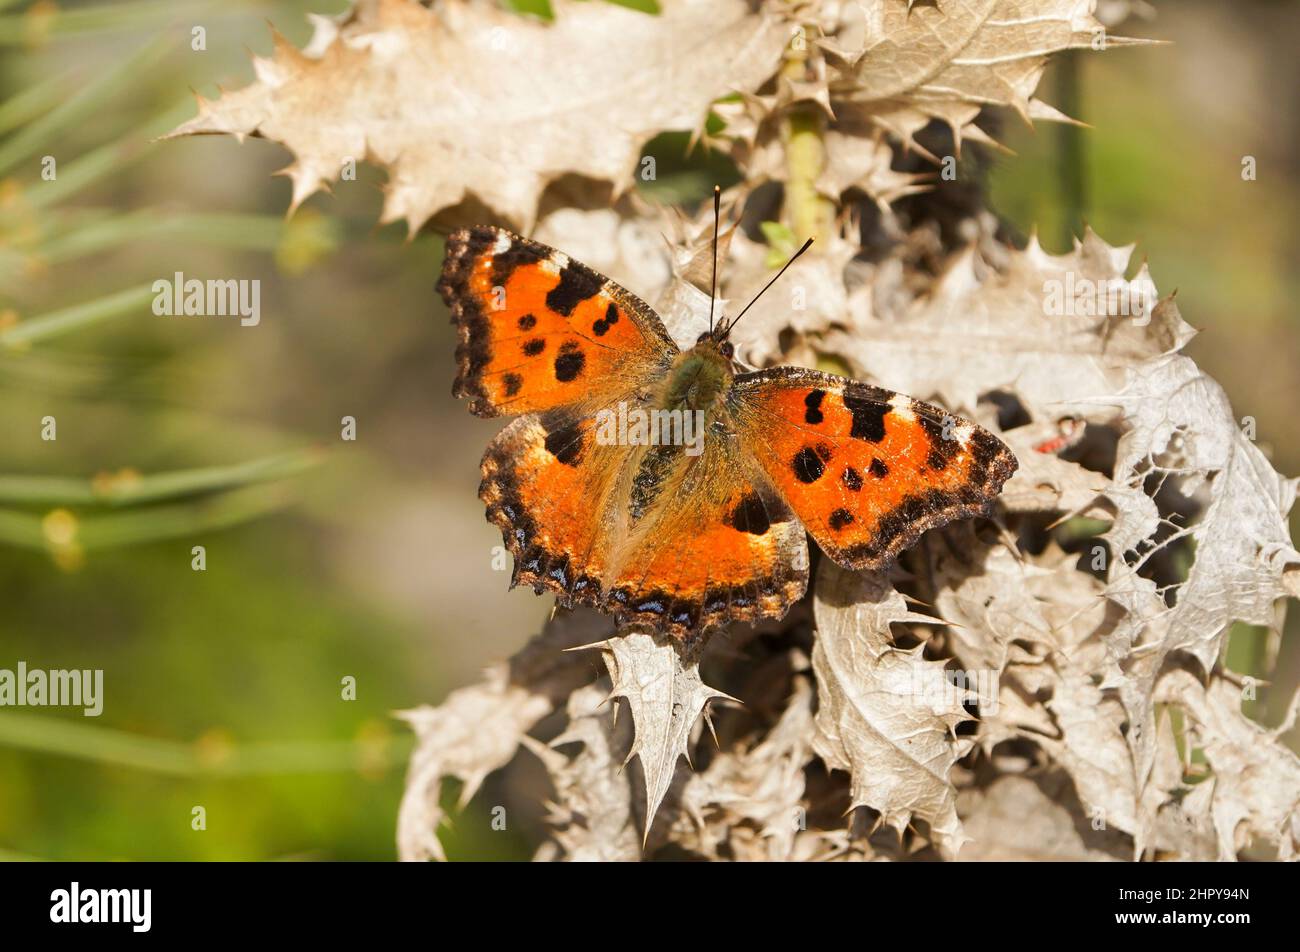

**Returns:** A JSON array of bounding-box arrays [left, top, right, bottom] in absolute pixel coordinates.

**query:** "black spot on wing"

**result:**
[[522, 338, 545, 357], [554, 342, 585, 382], [517, 314, 536, 330], [828, 508, 855, 531], [842, 466, 863, 491], [920, 415, 960, 471], [843, 392, 888, 442], [727, 492, 771, 536], [542, 417, 585, 467], [792, 446, 825, 483], [804, 389, 826, 425], [592, 302, 619, 336], [503, 373, 523, 397], [869, 458, 889, 479], [545, 263, 603, 316]]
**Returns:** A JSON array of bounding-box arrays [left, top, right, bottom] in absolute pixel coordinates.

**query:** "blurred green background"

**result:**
[[0, 0, 1296, 860]]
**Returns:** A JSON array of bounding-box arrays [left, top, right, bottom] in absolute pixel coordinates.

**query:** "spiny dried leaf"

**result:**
[[927, 536, 1061, 673], [169, 0, 788, 231], [578, 628, 734, 842], [1155, 670, 1300, 860], [526, 683, 642, 862], [822, 0, 1152, 154], [395, 609, 608, 861], [1101, 311, 1300, 790], [677, 671, 816, 861], [997, 419, 1110, 514], [1031, 662, 1174, 855], [824, 230, 1189, 415], [715, 92, 931, 208], [812, 561, 974, 858], [721, 224, 860, 366]]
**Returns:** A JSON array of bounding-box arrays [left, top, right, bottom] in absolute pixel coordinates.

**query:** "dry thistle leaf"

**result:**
[[395, 609, 608, 861], [524, 683, 643, 862], [168, 0, 788, 232], [812, 562, 974, 858], [1154, 670, 1300, 860], [576, 628, 735, 843], [676, 671, 816, 861], [823, 0, 1152, 154]]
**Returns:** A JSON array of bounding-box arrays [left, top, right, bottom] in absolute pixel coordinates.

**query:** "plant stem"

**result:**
[[781, 30, 833, 246], [0, 711, 412, 776]]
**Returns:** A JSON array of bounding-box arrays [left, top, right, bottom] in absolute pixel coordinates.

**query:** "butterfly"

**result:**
[[438, 210, 1018, 642]]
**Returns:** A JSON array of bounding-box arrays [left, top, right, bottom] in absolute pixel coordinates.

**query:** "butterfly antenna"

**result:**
[[708, 185, 721, 335], [722, 237, 814, 337]]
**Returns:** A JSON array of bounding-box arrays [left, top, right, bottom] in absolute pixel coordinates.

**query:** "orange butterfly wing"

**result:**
[[595, 439, 809, 636], [479, 400, 809, 640], [730, 367, 1018, 570], [438, 226, 676, 417]]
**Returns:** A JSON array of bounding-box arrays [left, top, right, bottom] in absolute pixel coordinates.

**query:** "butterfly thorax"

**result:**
[[659, 339, 733, 416], [618, 341, 734, 526]]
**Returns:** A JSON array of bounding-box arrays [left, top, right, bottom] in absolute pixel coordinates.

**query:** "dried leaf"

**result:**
[[812, 561, 973, 858], [1102, 308, 1300, 790], [823, 0, 1152, 153], [525, 683, 643, 862], [677, 671, 816, 860], [825, 231, 1189, 415], [1155, 669, 1300, 860], [578, 628, 734, 842], [395, 609, 607, 861], [169, 0, 788, 231]]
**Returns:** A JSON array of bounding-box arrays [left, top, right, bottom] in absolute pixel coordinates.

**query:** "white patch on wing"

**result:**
[[887, 393, 917, 422], [542, 252, 569, 276]]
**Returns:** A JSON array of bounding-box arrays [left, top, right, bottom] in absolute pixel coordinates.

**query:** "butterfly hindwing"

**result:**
[[481, 399, 809, 640], [480, 405, 626, 603], [730, 367, 1018, 571], [439, 226, 677, 417], [599, 441, 809, 636]]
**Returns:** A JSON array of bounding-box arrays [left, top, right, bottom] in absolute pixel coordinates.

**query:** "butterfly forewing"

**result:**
[[729, 367, 1019, 571], [438, 226, 677, 417]]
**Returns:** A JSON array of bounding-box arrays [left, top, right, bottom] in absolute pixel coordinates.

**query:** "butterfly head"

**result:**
[[694, 328, 735, 360]]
